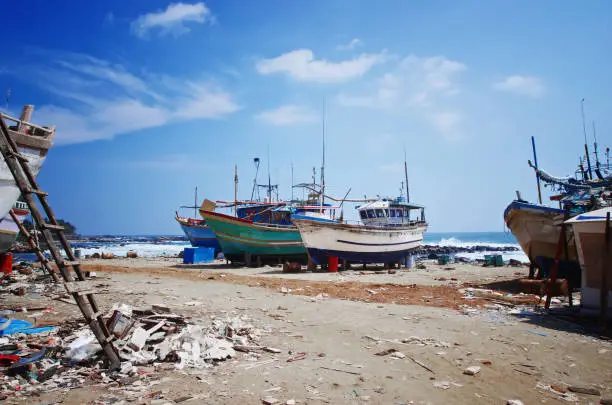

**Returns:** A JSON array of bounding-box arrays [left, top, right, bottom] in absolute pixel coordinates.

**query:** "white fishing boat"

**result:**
[[0, 106, 55, 252], [565, 207, 612, 312], [293, 197, 427, 265]]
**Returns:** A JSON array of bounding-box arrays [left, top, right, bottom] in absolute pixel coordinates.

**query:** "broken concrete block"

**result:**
[[390, 351, 406, 359], [285, 400, 296, 405], [263, 347, 282, 354], [129, 327, 149, 351], [463, 366, 481, 376], [262, 397, 279, 405], [507, 401, 524, 405]]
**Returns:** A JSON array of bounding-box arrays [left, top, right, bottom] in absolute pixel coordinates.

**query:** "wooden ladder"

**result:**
[[0, 114, 120, 369]]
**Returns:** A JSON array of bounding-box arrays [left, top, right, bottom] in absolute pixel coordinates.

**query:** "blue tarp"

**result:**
[[0, 318, 55, 336]]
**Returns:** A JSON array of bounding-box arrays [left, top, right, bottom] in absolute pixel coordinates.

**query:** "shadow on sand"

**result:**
[[479, 278, 612, 340]]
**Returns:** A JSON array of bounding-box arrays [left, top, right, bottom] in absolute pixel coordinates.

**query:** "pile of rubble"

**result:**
[[0, 286, 262, 401]]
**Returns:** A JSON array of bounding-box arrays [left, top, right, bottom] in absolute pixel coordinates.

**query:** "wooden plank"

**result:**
[[41, 223, 64, 231]]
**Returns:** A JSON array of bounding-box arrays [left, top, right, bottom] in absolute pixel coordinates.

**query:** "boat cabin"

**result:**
[[356, 197, 425, 226]]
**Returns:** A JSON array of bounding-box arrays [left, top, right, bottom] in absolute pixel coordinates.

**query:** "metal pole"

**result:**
[[593, 121, 600, 169], [321, 99, 326, 212], [404, 146, 410, 202], [234, 165, 238, 216], [531, 136, 543, 205], [601, 212, 610, 329]]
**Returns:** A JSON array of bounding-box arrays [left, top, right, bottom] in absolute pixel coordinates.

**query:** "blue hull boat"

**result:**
[[175, 213, 220, 251]]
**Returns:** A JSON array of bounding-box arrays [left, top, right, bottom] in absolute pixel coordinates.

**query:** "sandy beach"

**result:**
[[2, 257, 611, 405]]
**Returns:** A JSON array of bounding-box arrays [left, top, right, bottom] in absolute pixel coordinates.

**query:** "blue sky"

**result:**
[[1, 1, 610, 234]]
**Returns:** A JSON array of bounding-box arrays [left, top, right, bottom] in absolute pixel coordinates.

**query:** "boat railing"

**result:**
[[1, 112, 54, 136], [340, 219, 425, 228]]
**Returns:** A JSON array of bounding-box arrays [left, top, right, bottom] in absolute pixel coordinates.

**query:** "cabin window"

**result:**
[[397, 209, 403, 217], [376, 209, 385, 217], [367, 210, 376, 218], [389, 209, 396, 217], [403, 209, 409, 218], [359, 211, 367, 219]]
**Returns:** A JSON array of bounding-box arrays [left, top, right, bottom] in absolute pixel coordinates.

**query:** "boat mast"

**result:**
[[267, 146, 272, 202], [531, 136, 543, 204], [251, 157, 260, 201], [291, 162, 294, 201], [320, 99, 326, 212], [194, 186, 198, 219], [234, 165, 238, 216], [403, 146, 410, 202], [593, 121, 601, 169], [581, 99, 593, 180]]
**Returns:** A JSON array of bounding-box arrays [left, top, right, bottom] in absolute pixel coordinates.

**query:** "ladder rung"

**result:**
[[24, 187, 48, 196], [8, 151, 28, 162], [62, 260, 80, 267], [41, 223, 64, 231], [76, 289, 96, 296]]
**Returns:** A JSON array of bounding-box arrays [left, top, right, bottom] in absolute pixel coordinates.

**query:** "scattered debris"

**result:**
[[463, 366, 481, 376], [568, 386, 601, 396]]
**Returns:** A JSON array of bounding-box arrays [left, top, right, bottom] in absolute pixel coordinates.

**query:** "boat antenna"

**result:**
[[403, 146, 410, 202], [234, 165, 238, 216], [531, 136, 543, 204], [267, 146, 272, 202], [581, 98, 593, 180], [607, 147, 610, 170], [251, 157, 260, 201], [320, 98, 326, 212], [5, 89, 10, 112], [291, 162, 294, 201], [592, 121, 601, 169]]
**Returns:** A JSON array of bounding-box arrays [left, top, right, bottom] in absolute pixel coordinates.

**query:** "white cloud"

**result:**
[[255, 105, 318, 126], [337, 54, 467, 136], [337, 54, 466, 109], [428, 111, 463, 136], [337, 38, 363, 51], [131, 2, 212, 39], [493, 75, 545, 98], [256, 49, 386, 83], [23, 52, 239, 144]]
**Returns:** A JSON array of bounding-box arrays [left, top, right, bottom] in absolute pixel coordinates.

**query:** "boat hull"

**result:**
[[0, 206, 28, 253], [566, 208, 612, 313], [175, 217, 220, 250], [504, 201, 578, 264], [200, 211, 306, 262], [294, 218, 427, 265]]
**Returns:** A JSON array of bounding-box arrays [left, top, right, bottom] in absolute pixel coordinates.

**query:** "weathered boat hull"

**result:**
[[566, 208, 612, 313], [0, 106, 54, 253], [293, 218, 427, 265], [175, 216, 220, 251], [504, 201, 578, 264], [0, 204, 28, 252], [200, 210, 306, 262]]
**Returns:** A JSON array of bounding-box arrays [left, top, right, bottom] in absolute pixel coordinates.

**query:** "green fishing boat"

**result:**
[[199, 209, 307, 264]]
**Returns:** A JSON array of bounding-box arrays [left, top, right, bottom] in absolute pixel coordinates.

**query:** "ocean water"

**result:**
[[13, 232, 527, 263], [424, 232, 527, 263]]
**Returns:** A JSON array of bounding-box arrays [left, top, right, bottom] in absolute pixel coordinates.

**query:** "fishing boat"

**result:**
[[565, 207, 612, 312], [199, 206, 305, 263], [0, 106, 55, 253], [200, 198, 338, 264], [175, 213, 220, 251], [504, 130, 611, 274], [293, 196, 427, 265], [0, 201, 29, 253]]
